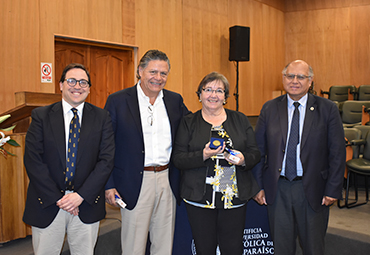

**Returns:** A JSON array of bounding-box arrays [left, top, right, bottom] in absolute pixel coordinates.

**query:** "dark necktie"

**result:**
[[65, 108, 80, 190], [285, 102, 300, 181]]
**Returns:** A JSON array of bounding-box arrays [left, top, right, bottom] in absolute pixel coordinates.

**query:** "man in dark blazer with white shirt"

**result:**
[[104, 50, 189, 255], [252, 60, 345, 255], [23, 63, 115, 255]]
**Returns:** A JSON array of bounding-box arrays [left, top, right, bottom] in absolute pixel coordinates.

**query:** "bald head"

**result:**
[[282, 60, 314, 101]]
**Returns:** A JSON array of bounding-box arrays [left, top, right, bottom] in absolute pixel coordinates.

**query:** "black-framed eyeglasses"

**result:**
[[202, 88, 225, 95], [284, 74, 311, 81], [65, 78, 90, 88]]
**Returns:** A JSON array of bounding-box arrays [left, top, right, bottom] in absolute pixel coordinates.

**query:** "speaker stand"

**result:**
[[233, 61, 240, 111]]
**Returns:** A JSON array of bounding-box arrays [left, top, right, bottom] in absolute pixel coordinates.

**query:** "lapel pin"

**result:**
[[310, 107, 314, 111]]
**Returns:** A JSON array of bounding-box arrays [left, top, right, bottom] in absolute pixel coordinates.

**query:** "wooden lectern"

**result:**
[[0, 92, 61, 243]]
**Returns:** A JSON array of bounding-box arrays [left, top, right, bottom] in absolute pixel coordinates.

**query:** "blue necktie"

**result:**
[[65, 108, 80, 190], [285, 102, 300, 181]]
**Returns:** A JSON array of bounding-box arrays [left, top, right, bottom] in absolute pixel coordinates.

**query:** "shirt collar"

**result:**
[[137, 80, 164, 105], [62, 98, 84, 115], [287, 93, 308, 108]]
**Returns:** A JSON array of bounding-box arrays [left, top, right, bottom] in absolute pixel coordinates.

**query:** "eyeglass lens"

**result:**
[[66, 78, 89, 88]]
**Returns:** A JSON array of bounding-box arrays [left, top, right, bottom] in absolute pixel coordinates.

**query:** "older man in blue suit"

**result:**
[[104, 50, 190, 255], [252, 60, 345, 255]]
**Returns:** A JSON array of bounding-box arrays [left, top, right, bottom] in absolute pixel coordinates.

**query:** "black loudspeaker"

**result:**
[[229, 26, 250, 62]]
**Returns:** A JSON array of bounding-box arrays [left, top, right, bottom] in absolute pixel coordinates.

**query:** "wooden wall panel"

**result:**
[[285, 0, 351, 12], [135, 0, 183, 98], [39, 0, 124, 94], [122, 0, 136, 45], [350, 6, 370, 86], [352, 0, 370, 6], [181, 0, 230, 112], [285, 0, 370, 12], [285, 8, 351, 94], [2, 0, 369, 116], [0, 134, 31, 242], [228, 0, 285, 115], [256, 0, 285, 11], [0, 0, 40, 114]]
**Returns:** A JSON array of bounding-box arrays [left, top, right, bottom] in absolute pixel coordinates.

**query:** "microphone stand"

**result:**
[[233, 61, 239, 111]]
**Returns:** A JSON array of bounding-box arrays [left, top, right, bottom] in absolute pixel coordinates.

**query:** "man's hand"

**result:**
[[56, 192, 84, 216], [322, 196, 337, 206], [253, 190, 267, 205], [105, 188, 121, 207]]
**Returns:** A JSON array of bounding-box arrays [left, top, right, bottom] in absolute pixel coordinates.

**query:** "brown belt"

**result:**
[[143, 164, 169, 172]]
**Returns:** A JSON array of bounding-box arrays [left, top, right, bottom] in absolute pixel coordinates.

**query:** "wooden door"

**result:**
[[55, 41, 135, 108]]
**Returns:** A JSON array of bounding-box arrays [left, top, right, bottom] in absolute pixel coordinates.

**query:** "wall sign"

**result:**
[[41, 62, 52, 83]]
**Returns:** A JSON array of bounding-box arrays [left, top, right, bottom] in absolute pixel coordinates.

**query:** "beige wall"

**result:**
[[2, 0, 370, 116]]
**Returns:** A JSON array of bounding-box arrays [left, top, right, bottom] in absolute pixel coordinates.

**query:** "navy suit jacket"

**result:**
[[23, 101, 115, 228], [252, 93, 346, 212], [104, 85, 190, 210]]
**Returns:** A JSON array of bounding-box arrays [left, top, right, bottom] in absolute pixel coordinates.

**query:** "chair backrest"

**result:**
[[342, 101, 370, 124], [329, 85, 357, 102], [344, 127, 362, 142], [353, 125, 370, 156], [344, 127, 362, 159], [363, 131, 370, 160], [357, 85, 370, 101], [353, 125, 370, 139]]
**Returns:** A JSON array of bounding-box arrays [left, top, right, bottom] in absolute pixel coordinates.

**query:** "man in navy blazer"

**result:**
[[104, 50, 189, 255], [252, 60, 345, 255], [23, 63, 115, 255]]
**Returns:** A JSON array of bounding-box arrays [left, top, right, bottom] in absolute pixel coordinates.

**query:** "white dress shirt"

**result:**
[[137, 82, 172, 166], [281, 94, 307, 177], [62, 99, 84, 159]]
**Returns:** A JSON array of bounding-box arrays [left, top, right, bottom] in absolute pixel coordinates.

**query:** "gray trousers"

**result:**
[[267, 178, 329, 255]]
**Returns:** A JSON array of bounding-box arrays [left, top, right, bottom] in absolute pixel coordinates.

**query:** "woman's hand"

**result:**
[[203, 142, 225, 161], [224, 149, 245, 166]]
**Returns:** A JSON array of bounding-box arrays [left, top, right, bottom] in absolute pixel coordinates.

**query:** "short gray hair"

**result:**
[[136, 50, 170, 79]]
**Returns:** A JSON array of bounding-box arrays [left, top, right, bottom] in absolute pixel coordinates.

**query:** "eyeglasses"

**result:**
[[65, 78, 90, 88], [147, 105, 154, 126], [284, 74, 311, 81], [202, 88, 225, 95]]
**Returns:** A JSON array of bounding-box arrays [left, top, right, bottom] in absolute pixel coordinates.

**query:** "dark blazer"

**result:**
[[23, 101, 115, 228], [172, 109, 261, 202], [252, 93, 346, 212], [104, 85, 190, 210]]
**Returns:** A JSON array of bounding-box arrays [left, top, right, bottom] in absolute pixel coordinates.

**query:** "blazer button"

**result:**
[[140, 171, 143, 175], [95, 201, 98, 204], [40, 201, 43, 204], [142, 151, 145, 154], [282, 149, 285, 153], [279, 168, 282, 172]]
